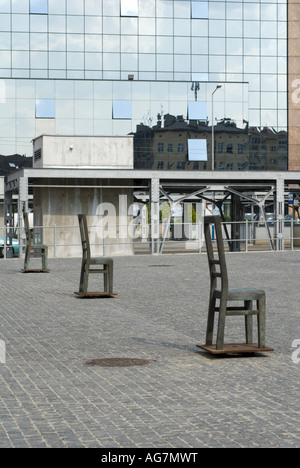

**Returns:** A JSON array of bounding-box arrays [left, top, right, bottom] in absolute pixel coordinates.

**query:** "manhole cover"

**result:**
[[84, 358, 155, 367]]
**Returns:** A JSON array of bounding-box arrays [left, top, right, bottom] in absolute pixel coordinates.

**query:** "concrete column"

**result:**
[[230, 193, 243, 252], [275, 178, 285, 251], [150, 178, 160, 254], [3, 190, 13, 259], [18, 176, 29, 257]]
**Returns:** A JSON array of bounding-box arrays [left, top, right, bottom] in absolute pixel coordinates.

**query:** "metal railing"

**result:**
[[1, 219, 300, 258]]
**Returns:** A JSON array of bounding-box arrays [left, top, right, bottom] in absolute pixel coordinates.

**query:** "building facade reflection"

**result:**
[[133, 114, 288, 171], [0, 0, 288, 171]]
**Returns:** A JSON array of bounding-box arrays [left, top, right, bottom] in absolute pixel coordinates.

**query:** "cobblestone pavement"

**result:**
[[0, 251, 299, 448]]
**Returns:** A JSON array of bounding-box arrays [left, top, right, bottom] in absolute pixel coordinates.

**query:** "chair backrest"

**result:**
[[204, 216, 229, 293], [23, 210, 32, 248], [78, 214, 91, 261]]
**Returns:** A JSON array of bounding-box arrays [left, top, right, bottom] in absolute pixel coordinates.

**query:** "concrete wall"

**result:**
[[33, 181, 134, 258], [33, 135, 134, 169]]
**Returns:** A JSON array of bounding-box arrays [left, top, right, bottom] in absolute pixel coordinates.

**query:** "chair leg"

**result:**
[[216, 296, 227, 350], [245, 300, 253, 344], [206, 295, 216, 346], [103, 267, 108, 293], [257, 295, 266, 348], [103, 263, 113, 294], [42, 247, 48, 270], [108, 263, 113, 294], [79, 261, 89, 294], [24, 246, 30, 270]]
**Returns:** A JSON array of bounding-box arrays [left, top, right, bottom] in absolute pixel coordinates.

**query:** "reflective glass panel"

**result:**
[[113, 100, 132, 119], [121, 53, 138, 70], [121, 0, 138, 17], [103, 0, 119, 16], [12, 50, 29, 68], [192, 72, 209, 82], [121, 17, 138, 35], [30, 0, 48, 14], [174, 0, 190, 19], [67, 16, 84, 33], [188, 139, 207, 161], [174, 19, 190, 36], [13, 32, 29, 49], [174, 37, 190, 54], [49, 15, 66, 33], [139, 54, 155, 72], [49, 33, 66, 51], [12, 14, 30, 32], [188, 101, 206, 120], [67, 34, 84, 51], [30, 15, 48, 32], [0, 50, 11, 67], [67, 52, 84, 69], [0, 13, 10, 31], [0, 1, 10, 13], [0, 32, 11, 49], [192, 2, 208, 19], [174, 55, 190, 72], [36, 98, 55, 118], [139, 18, 155, 36], [67, 0, 84, 15], [85, 0, 102, 15], [31, 33, 48, 50], [227, 3, 242, 20], [157, 18, 173, 36], [31, 51, 48, 68], [49, 51, 66, 69], [48, 0, 65, 14]]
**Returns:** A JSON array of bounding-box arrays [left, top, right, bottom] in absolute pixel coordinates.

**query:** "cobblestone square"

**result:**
[[0, 251, 299, 448]]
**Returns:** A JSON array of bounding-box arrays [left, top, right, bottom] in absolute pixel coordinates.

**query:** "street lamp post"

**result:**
[[211, 84, 222, 171]]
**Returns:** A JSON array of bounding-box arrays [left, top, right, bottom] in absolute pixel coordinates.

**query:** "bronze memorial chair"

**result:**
[[75, 214, 115, 297], [22, 210, 49, 272], [198, 215, 273, 355]]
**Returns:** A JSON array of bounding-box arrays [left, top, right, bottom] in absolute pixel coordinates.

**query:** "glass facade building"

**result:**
[[0, 0, 288, 171]]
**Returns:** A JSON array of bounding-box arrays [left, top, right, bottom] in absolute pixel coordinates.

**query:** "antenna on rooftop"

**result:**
[[191, 81, 200, 101]]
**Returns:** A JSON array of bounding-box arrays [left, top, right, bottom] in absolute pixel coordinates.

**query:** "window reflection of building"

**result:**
[[133, 114, 287, 171]]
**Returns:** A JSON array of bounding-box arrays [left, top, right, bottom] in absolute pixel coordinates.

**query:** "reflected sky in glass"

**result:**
[[121, 0, 138, 17], [36, 98, 55, 118], [191, 2, 208, 20], [30, 0, 48, 15], [188, 139, 207, 161], [188, 101, 207, 120], [113, 100, 132, 119]]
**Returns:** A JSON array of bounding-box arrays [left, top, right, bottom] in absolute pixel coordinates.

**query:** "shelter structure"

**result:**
[[4, 134, 300, 258]]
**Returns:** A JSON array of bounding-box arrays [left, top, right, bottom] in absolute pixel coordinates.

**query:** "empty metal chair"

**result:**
[[200, 215, 272, 354], [77, 214, 114, 296], [22, 210, 49, 272]]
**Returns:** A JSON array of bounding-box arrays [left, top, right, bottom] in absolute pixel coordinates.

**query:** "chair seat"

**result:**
[[89, 257, 113, 265], [214, 287, 265, 301]]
